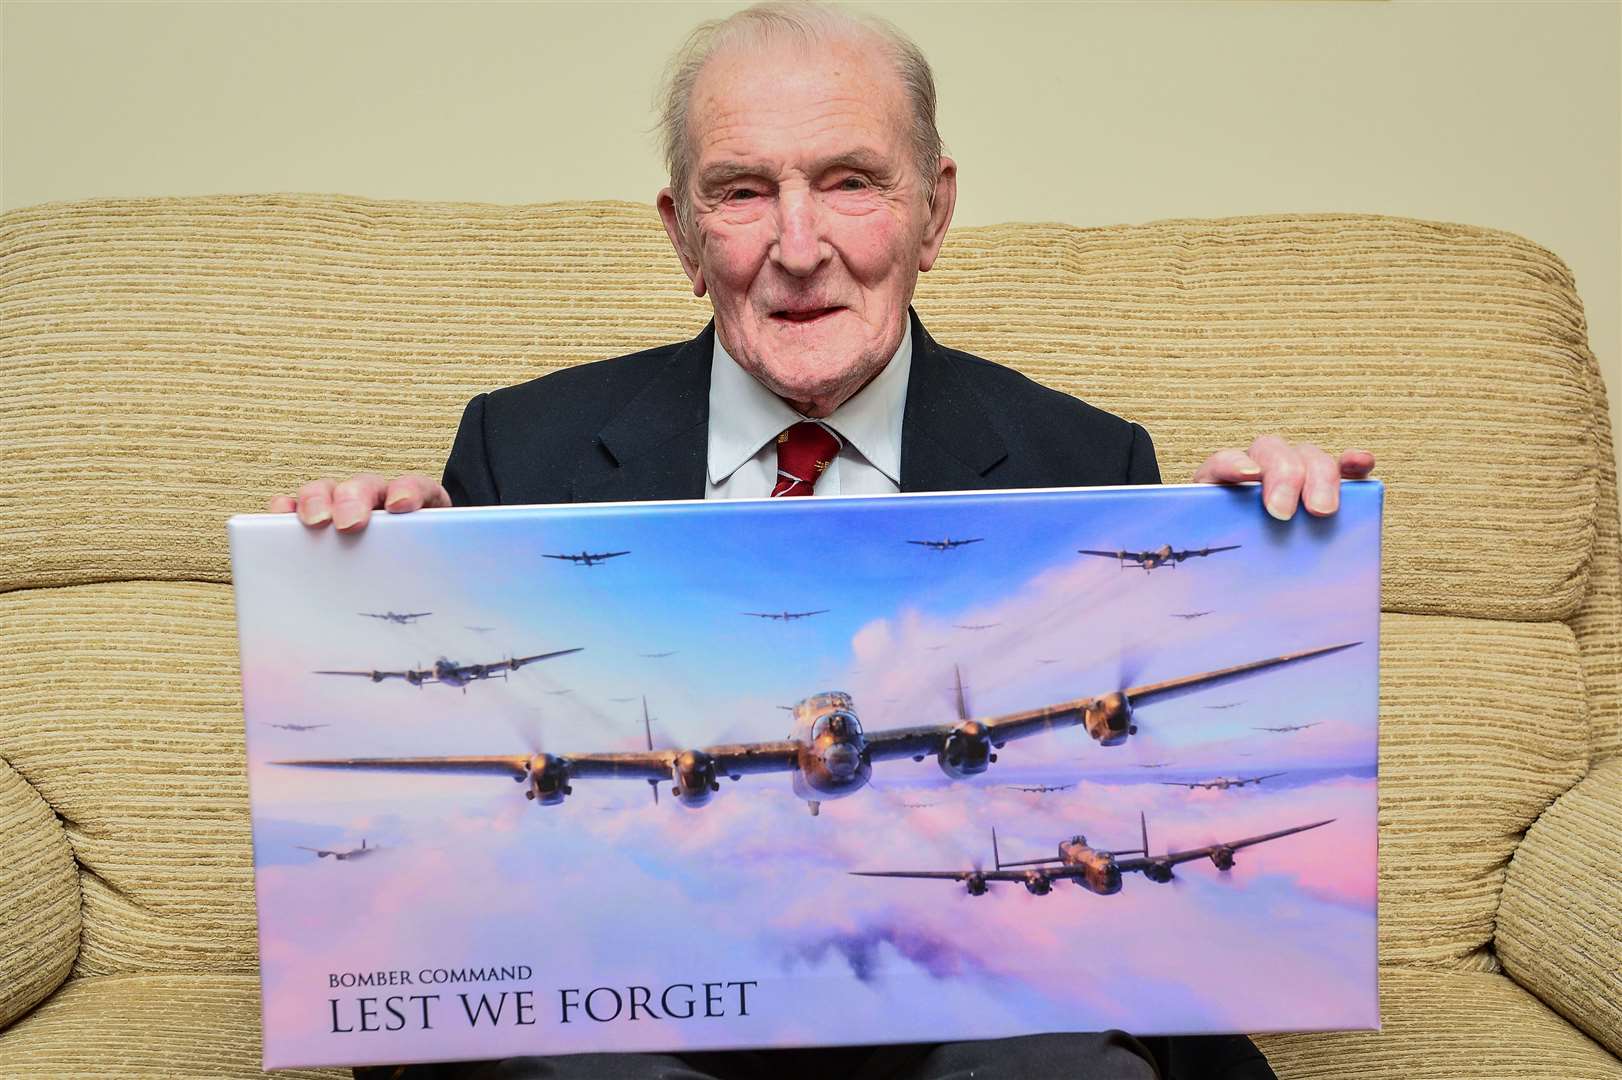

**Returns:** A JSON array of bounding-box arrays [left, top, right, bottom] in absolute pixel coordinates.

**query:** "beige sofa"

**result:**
[[1, 195, 1617, 1078]]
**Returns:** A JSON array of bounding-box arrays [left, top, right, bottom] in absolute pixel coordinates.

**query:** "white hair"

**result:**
[[656, 1, 944, 231]]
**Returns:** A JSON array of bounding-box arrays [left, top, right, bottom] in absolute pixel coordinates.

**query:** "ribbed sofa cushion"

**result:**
[[0, 582, 258, 977], [0, 759, 80, 1027], [1255, 966, 1622, 1078]]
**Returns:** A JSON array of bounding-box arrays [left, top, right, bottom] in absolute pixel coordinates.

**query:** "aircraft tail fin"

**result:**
[[953, 666, 970, 722], [992, 827, 1002, 871], [1141, 812, 1150, 857]]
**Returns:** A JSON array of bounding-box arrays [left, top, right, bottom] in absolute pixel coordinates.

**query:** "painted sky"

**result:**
[[231, 482, 1382, 1069]]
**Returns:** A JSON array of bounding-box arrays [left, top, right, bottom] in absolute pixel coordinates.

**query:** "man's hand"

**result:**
[[1193, 436, 1375, 520], [265, 473, 451, 532]]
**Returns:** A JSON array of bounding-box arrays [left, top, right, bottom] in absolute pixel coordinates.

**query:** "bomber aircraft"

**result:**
[[277, 641, 1357, 816], [743, 609, 829, 621], [360, 611, 431, 624], [1002, 783, 1075, 794], [907, 537, 984, 551], [640, 651, 678, 659], [1078, 544, 1241, 571], [1160, 773, 1285, 791], [954, 622, 1000, 631], [262, 722, 330, 733], [544, 550, 630, 566], [314, 647, 581, 692], [296, 838, 377, 861], [1171, 611, 1214, 620], [850, 813, 1333, 896], [1254, 721, 1323, 733]]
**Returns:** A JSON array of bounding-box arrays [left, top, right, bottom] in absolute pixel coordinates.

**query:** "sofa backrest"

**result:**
[[1, 196, 1616, 1042]]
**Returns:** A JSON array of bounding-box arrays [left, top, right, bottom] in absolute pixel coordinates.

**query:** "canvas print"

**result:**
[[231, 481, 1382, 1070]]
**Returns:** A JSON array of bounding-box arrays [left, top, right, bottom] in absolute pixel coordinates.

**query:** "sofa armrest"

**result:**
[[1497, 757, 1622, 1057], [0, 757, 81, 1029]]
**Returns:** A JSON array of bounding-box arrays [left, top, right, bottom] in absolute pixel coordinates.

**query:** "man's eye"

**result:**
[[726, 188, 759, 202], [838, 176, 869, 191]]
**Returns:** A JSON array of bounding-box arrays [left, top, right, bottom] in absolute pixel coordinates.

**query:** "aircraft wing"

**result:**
[[1176, 544, 1241, 560], [1242, 772, 1287, 785], [1077, 549, 1138, 561], [489, 647, 584, 673], [596, 552, 631, 561], [1116, 642, 1359, 708], [1115, 819, 1335, 873], [850, 868, 1068, 884], [531, 740, 801, 782], [274, 755, 532, 778], [313, 668, 433, 683], [1158, 780, 1202, 789], [863, 643, 1358, 761]]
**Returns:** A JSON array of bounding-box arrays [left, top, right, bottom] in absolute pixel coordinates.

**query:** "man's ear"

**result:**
[[917, 156, 958, 274], [657, 188, 707, 298]]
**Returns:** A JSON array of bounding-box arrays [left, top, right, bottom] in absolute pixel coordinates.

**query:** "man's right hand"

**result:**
[[266, 473, 451, 533]]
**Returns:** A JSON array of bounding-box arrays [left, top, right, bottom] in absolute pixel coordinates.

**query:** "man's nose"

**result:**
[[771, 190, 829, 277]]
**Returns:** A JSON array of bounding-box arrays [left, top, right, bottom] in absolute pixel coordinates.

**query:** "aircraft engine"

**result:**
[[965, 873, 988, 897], [1022, 873, 1053, 896], [1142, 860, 1175, 884], [523, 754, 572, 805], [1082, 692, 1136, 746], [937, 721, 996, 777], [405, 671, 424, 686], [369, 671, 386, 683], [672, 750, 720, 807], [1209, 846, 1236, 871]]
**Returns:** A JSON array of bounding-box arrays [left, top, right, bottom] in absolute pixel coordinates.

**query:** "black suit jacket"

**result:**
[[436, 310, 1275, 1080], [443, 309, 1158, 505]]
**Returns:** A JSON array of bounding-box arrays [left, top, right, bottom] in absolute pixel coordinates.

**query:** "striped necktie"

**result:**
[[771, 421, 843, 497]]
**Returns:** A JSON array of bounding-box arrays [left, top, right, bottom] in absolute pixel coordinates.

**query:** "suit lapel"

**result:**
[[573, 312, 1008, 502], [900, 311, 1008, 492], [570, 324, 712, 503]]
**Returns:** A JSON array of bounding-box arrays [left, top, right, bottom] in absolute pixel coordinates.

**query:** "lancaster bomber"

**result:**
[[262, 722, 330, 733], [850, 813, 1333, 896], [296, 838, 377, 861], [1254, 722, 1323, 733], [1078, 544, 1241, 571], [277, 641, 1357, 815], [907, 537, 984, 551], [742, 609, 829, 621], [360, 611, 431, 624], [544, 550, 629, 566], [314, 647, 581, 692], [1160, 773, 1285, 791]]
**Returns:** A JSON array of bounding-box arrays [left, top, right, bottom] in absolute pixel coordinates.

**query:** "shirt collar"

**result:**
[[707, 319, 912, 487]]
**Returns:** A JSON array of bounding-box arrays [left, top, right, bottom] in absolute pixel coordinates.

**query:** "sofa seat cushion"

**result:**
[[0, 973, 346, 1079], [1256, 966, 1622, 1078]]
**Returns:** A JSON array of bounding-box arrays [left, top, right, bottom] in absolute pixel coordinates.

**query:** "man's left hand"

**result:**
[[1193, 436, 1376, 520]]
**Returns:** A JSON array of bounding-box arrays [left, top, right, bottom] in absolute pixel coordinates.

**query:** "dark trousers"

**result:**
[[355, 1031, 1275, 1080]]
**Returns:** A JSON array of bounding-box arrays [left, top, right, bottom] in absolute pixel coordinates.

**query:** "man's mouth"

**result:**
[[771, 306, 841, 324]]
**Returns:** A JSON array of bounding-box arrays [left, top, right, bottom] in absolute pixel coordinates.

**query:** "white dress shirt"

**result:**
[[705, 321, 912, 499]]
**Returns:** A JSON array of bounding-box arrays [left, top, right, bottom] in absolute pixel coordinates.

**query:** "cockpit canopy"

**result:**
[[811, 709, 862, 742]]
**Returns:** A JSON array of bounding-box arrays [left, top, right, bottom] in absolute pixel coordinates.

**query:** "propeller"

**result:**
[[643, 696, 659, 806]]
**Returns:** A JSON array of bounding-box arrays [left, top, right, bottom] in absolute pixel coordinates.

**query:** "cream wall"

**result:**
[[5, 0, 1619, 472]]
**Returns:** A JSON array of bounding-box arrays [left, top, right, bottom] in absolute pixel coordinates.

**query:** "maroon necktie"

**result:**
[[771, 421, 843, 497]]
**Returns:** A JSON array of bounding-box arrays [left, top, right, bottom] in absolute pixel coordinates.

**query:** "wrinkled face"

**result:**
[[658, 35, 956, 416]]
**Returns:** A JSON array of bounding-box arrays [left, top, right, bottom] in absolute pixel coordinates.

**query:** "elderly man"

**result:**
[[277, 4, 1373, 1078]]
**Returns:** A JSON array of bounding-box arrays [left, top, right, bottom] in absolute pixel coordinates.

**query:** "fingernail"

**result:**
[[1238, 462, 1262, 477], [300, 497, 330, 526], [384, 495, 410, 512], [1308, 485, 1339, 515], [1266, 491, 1293, 520], [332, 501, 364, 529]]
